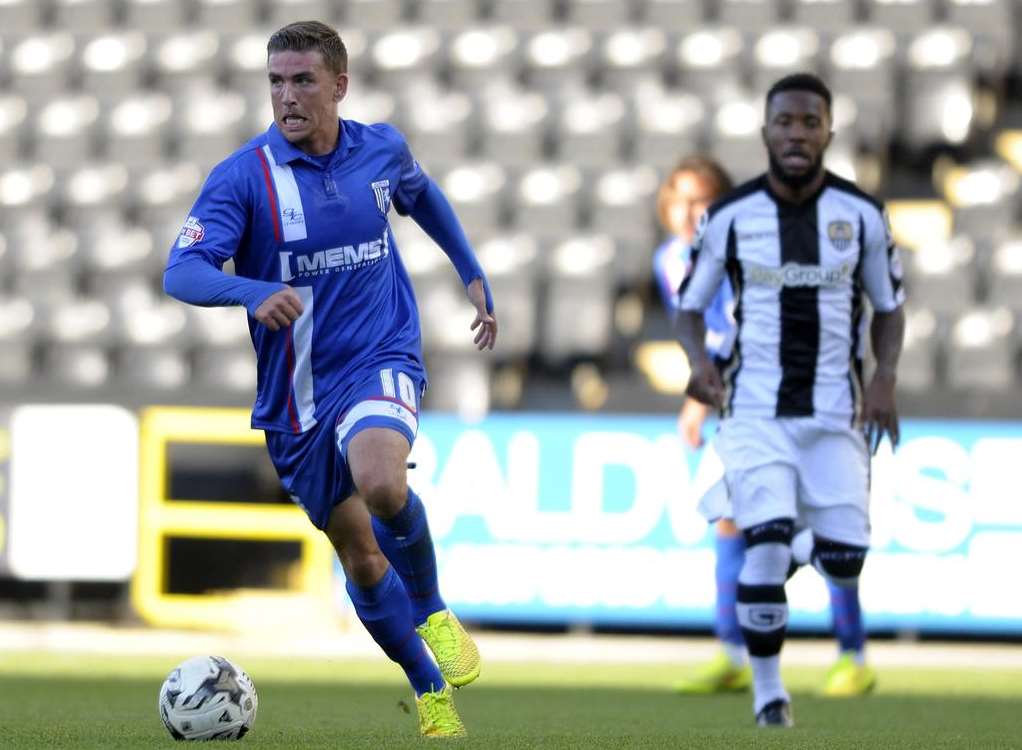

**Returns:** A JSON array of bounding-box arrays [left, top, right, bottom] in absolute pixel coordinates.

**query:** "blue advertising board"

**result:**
[[398, 415, 1022, 634]]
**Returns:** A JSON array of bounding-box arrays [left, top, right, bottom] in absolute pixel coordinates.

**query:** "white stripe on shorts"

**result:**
[[335, 399, 418, 448]]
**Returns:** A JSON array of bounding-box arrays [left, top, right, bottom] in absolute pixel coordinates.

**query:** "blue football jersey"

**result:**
[[167, 119, 429, 433], [652, 236, 736, 359]]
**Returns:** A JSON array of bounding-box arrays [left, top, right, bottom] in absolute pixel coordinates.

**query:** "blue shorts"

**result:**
[[265, 364, 423, 530]]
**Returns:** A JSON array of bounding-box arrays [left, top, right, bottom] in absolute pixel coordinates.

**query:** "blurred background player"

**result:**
[[676, 73, 905, 727], [654, 156, 878, 698], [163, 21, 497, 738]]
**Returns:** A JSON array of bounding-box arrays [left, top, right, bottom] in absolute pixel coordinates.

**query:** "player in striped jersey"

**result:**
[[655, 157, 878, 699], [676, 73, 906, 727], [164, 21, 496, 737]]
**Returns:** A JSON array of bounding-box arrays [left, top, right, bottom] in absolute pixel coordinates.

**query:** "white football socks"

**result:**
[[750, 655, 790, 714]]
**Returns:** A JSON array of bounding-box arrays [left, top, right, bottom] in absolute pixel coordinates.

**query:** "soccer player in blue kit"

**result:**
[[655, 157, 877, 698], [164, 21, 495, 738]]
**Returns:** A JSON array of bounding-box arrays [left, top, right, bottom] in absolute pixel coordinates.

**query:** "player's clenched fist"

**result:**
[[254, 287, 304, 331]]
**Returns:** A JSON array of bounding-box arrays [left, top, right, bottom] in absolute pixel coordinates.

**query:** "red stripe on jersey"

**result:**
[[284, 327, 301, 434], [255, 148, 282, 243]]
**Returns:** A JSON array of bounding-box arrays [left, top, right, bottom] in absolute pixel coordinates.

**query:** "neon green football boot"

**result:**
[[673, 650, 752, 694], [416, 684, 467, 738], [416, 610, 481, 688], [822, 652, 877, 697]]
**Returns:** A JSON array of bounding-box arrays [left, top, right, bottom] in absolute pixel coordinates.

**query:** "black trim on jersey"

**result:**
[[776, 199, 821, 417], [824, 171, 884, 213], [722, 220, 743, 417], [847, 216, 866, 426], [703, 175, 769, 223]]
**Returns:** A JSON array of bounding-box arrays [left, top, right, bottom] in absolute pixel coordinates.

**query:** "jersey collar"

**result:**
[[265, 118, 364, 168]]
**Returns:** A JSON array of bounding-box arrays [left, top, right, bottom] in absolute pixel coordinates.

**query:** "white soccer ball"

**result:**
[[158, 655, 258, 741]]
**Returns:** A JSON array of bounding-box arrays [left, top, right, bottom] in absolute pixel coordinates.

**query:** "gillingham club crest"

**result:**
[[371, 179, 391, 214], [827, 220, 854, 252]]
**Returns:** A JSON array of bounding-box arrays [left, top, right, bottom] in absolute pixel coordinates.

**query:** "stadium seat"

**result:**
[[105, 92, 173, 167], [904, 236, 978, 315], [750, 27, 821, 94], [513, 164, 585, 241], [0, 0, 42, 32], [80, 33, 149, 105], [523, 28, 595, 96], [0, 167, 58, 233], [941, 160, 1019, 247], [132, 162, 205, 243], [340, 87, 399, 132], [418, 278, 482, 353], [632, 83, 706, 171], [0, 95, 28, 165], [673, 27, 745, 105], [34, 94, 101, 169], [898, 306, 941, 392], [116, 345, 191, 390], [490, 0, 556, 31], [52, 0, 116, 34], [421, 354, 492, 418], [945, 0, 1012, 72], [437, 162, 508, 238], [0, 295, 38, 347], [119, 299, 190, 349], [475, 233, 539, 357], [826, 27, 897, 143], [0, 340, 32, 385], [81, 224, 156, 279], [643, 0, 704, 28], [563, 0, 634, 31], [589, 165, 660, 283], [946, 308, 1017, 390], [341, 0, 406, 31], [61, 163, 131, 237], [264, 0, 336, 28], [477, 82, 550, 167], [186, 305, 251, 348], [539, 235, 616, 363], [46, 297, 115, 348], [791, 0, 858, 35], [863, 0, 935, 37], [174, 88, 248, 171], [447, 26, 522, 92], [986, 236, 1022, 314], [402, 83, 475, 167], [709, 94, 767, 183], [555, 90, 627, 167], [413, 0, 482, 31], [371, 27, 443, 94], [42, 343, 112, 389], [153, 30, 222, 97], [192, 345, 257, 392], [123, 0, 188, 33], [11, 33, 76, 104], [195, 0, 259, 31], [902, 27, 975, 149], [598, 27, 669, 97], [718, 0, 781, 34]]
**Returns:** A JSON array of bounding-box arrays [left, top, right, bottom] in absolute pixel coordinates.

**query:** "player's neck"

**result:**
[[766, 169, 826, 205], [299, 120, 341, 157]]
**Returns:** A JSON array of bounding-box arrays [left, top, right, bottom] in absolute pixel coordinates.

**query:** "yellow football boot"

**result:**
[[416, 610, 481, 688], [416, 684, 467, 738], [673, 650, 752, 694], [822, 652, 877, 697]]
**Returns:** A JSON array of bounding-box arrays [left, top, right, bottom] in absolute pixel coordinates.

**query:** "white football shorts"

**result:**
[[714, 417, 871, 547]]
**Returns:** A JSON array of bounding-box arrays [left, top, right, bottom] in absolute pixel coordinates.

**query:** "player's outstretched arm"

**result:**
[[863, 305, 905, 453], [164, 256, 288, 319]]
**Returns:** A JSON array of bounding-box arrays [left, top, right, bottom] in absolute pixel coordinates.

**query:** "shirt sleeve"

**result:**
[[860, 205, 906, 313], [679, 210, 728, 312], [164, 156, 283, 315], [384, 125, 429, 215]]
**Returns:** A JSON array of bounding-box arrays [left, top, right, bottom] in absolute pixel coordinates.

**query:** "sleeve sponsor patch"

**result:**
[[177, 216, 205, 248]]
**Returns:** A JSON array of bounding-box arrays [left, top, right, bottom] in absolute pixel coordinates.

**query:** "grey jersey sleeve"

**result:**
[[678, 211, 728, 312], [861, 205, 906, 312]]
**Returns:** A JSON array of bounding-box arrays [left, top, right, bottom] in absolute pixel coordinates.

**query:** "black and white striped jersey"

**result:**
[[678, 171, 905, 426]]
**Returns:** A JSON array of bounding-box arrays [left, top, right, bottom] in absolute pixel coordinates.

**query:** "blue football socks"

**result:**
[[372, 488, 447, 626], [828, 580, 866, 654], [345, 566, 445, 696], [715, 532, 747, 649]]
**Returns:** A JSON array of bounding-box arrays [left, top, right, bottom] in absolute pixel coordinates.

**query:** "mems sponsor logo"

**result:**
[[278, 230, 390, 281]]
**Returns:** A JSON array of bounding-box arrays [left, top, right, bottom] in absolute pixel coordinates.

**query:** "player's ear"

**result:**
[[334, 73, 349, 103]]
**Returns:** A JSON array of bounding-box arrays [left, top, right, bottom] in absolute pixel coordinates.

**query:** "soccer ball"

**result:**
[[158, 655, 258, 741]]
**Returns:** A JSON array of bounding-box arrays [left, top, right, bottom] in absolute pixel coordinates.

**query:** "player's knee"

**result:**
[[336, 543, 388, 587], [812, 537, 867, 587], [739, 518, 794, 585], [354, 471, 407, 518]]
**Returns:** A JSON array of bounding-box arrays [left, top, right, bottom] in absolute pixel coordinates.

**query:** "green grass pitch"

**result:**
[[1, 651, 1019, 749]]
